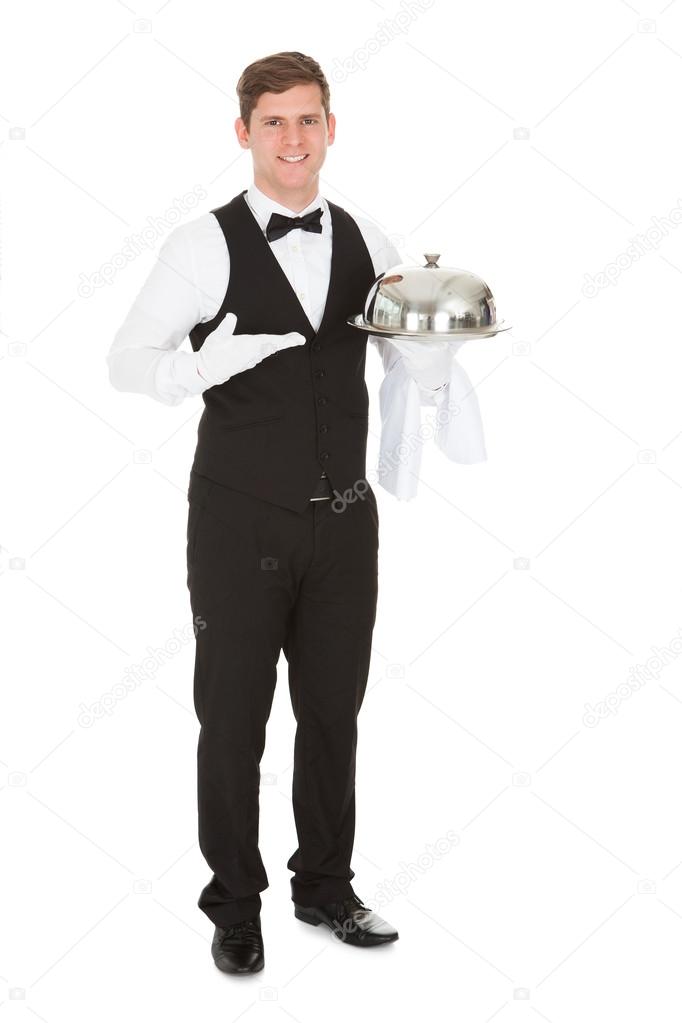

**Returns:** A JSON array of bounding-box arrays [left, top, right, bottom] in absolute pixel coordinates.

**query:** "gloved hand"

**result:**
[[196, 312, 307, 387], [386, 337, 466, 390]]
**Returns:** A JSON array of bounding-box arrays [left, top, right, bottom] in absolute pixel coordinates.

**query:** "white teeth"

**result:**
[[280, 155, 307, 162]]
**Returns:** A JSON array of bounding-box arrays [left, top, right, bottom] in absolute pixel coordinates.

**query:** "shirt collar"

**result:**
[[245, 181, 327, 233]]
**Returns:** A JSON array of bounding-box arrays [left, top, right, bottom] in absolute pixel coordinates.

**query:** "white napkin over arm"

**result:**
[[371, 336, 487, 500]]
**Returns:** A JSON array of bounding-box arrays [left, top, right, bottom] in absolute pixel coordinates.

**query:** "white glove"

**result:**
[[196, 312, 307, 387], [387, 337, 466, 390]]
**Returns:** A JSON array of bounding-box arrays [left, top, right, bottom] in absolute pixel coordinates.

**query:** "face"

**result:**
[[235, 82, 335, 212]]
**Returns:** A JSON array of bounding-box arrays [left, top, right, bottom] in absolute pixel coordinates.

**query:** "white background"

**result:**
[[3, 0, 682, 1018]]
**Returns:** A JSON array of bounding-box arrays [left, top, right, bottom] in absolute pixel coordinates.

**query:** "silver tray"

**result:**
[[346, 314, 512, 341]]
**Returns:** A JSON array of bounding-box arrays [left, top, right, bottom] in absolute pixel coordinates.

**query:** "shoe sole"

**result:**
[[214, 958, 264, 974], [294, 905, 399, 945]]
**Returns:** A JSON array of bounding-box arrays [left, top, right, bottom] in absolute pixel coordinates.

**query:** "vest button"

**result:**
[[319, 424, 328, 433], [312, 343, 321, 352], [320, 451, 330, 460], [314, 369, 325, 378], [317, 396, 327, 406]]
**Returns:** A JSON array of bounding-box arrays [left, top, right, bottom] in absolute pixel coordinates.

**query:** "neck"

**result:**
[[253, 175, 319, 214]]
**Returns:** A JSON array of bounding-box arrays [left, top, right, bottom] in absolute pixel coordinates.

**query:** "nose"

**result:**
[[282, 122, 303, 146]]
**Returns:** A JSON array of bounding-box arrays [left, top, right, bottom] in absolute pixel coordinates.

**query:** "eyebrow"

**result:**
[[258, 113, 320, 121]]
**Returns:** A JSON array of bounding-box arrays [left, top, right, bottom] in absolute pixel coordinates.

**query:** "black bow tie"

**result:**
[[266, 207, 323, 243]]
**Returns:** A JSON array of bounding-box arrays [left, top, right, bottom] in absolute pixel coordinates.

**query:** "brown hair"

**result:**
[[236, 51, 330, 132]]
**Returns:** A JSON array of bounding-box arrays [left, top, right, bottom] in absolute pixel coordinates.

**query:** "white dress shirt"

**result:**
[[106, 182, 487, 499]]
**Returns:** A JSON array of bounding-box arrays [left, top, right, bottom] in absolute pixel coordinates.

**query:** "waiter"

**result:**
[[108, 50, 456, 975]]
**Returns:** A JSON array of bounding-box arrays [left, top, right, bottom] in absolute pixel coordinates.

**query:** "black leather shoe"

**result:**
[[211, 916, 264, 974], [294, 894, 398, 947]]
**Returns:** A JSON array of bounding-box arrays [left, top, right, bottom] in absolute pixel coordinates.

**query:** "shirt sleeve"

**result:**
[[106, 221, 218, 405]]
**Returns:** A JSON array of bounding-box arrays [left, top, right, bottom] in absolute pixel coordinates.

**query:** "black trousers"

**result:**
[[186, 469, 379, 927]]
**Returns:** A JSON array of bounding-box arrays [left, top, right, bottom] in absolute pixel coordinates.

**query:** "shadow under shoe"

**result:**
[[294, 894, 399, 947], [211, 916, 264, 974]]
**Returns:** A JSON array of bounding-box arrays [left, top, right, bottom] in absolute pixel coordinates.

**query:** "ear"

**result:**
[[327, 111, 336, 146], [235, 117, 250, 149]]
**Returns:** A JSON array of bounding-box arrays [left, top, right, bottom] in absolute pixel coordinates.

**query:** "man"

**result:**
[[107, 50, 474, 975]]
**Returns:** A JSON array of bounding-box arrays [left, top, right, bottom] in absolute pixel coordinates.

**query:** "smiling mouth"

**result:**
[[278, 154, 309, 163]]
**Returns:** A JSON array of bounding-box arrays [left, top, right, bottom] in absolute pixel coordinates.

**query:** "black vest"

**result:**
[[188, 190, 378, 514]]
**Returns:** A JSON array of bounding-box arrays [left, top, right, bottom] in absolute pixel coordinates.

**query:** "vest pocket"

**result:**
[[219, 414, 283, 431]]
